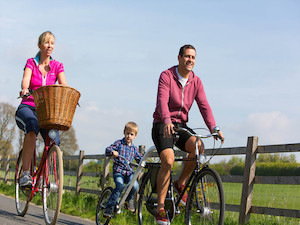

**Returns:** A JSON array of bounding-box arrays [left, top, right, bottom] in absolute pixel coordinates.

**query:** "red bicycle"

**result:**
[[14, 85, 80, 225], [15, 129, 63, 225]]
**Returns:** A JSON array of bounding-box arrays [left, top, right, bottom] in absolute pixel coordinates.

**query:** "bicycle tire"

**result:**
[[137, 172, 157, 225], [185, 167, 225, 225], [96, 186, 113, 225], [42, 145, 63, 225], [15, 149, 30, 216]]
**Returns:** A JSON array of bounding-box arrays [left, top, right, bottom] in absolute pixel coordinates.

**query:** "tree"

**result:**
[[17, 129, 24, 153], [227, 156, 244, 165], [32, 125, 79, 156], [0, 103, 16, 158], [59, 126, 79, 156]]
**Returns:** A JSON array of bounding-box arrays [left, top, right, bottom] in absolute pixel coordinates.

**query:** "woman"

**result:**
[[15, 31, 68, 188]]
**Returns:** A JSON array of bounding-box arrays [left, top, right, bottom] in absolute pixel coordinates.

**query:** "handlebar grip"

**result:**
[[106, 151, 113, 157]]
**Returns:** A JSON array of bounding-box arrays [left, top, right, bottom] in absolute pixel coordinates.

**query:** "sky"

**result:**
[[1, 0, 300, 162]]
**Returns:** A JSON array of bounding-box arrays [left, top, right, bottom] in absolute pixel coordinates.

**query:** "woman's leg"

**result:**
[[22, 131, 37, 171], [15, 105, 39, 172]]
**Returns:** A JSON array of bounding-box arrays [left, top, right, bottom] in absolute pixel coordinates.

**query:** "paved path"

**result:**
[[0, 194, 95, 225]]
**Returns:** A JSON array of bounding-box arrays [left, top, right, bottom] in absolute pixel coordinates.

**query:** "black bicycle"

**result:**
[[137, 127, 225, 225]]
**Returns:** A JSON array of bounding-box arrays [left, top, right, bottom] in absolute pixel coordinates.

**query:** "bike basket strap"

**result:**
[[33, 85, 81, 131]]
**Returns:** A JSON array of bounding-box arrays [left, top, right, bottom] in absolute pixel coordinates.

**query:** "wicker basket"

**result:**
[[33, 85, 81, 131]]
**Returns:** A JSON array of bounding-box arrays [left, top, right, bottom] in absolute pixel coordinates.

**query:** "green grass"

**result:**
[[64, 174, 100, 189], [223, 183, 300, 209], [1, 180, 299, 224]]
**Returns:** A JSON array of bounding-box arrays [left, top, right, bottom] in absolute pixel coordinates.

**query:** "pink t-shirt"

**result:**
[[21, 55, 64, 107]]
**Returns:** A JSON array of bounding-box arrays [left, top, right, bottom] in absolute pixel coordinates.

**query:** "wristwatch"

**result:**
[[212, 126, 220, 133]]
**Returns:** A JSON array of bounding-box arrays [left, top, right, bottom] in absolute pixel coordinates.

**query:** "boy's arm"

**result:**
[[105, 140, 120, 156]]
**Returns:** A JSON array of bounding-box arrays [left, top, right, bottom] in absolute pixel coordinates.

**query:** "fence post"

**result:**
[[4, 155, 10, 183], [239, 136, 258, 224], [76, 150, 84, 195], [139, 145, 145, 155], [0, 155, 2, 179], [101, 156, 110, 190]]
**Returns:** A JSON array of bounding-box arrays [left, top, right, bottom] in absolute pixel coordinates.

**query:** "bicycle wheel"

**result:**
[[15, 150, 30, 216], [96, 187, 113, 225], [138, 172, 157, 225], [185, 167, 225, 225], [42, 145, 63, 225]]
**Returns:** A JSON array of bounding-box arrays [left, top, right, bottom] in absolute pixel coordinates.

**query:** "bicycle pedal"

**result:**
[[175, 208, 181, 214], [115, 208, 121, 214], [21, 185, 32, 190]]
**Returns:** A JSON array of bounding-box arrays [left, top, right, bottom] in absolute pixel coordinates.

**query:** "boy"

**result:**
[[103, 121, 142, 218]]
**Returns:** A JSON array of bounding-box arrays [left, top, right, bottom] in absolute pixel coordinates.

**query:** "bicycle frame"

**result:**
[[27, 133, 57, 200], [117, 146, 157, 209]]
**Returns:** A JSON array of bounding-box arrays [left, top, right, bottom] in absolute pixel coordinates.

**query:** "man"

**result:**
[[152, 44, 224, 225]]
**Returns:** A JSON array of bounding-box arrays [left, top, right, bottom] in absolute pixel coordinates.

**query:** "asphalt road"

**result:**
[[0, 194, 95, 225]]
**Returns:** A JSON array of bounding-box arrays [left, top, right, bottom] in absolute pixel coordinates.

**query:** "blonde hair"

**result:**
[[38, 31, 55, 46], [124, 121, 138, 135]]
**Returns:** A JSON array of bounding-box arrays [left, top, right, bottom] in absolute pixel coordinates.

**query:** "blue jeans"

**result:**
[[106, 172, 139, 210]]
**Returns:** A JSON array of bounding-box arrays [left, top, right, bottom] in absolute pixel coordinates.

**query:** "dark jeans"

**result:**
[[105, 172, 139, 210]]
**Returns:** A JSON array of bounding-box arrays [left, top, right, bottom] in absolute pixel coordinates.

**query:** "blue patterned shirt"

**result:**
[[105, 138, 142, 176]]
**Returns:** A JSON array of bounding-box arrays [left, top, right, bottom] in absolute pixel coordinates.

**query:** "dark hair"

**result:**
[[179, 44, 196, 57]]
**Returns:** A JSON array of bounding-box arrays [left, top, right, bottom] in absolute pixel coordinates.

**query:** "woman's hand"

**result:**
[[19, 89, 30, 98]]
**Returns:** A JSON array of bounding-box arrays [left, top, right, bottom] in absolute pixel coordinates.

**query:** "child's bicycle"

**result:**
[[14, 85, 80, 225], [137, 127, 225, 225], [96, 153, 141, 225]]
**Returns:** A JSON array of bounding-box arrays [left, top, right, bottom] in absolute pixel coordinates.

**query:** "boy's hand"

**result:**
[[112, 151, 119, 158]]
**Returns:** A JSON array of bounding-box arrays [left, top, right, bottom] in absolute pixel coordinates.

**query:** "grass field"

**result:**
[[0, 180, 299, 224], [1, 168, 300, 224], [223, 182, 300, 210], [3, 169, 300, 210]]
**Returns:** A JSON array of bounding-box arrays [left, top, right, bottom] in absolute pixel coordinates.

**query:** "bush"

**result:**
[[210, 163, 232, 175], [230, 162, 300, 176], [230, 164, 244, 176], [256, 162, 300, 176]]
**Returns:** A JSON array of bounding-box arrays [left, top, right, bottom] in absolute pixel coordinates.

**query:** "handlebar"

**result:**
[[174, 127, 221, 140], [106, 151, 139, 172], [174, 127, 223, 165], [17, 88, 80, 107], [17, 89, 33, 99]]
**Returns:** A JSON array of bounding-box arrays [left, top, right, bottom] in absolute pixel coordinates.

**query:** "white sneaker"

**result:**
[[20, 171, 32, 187]]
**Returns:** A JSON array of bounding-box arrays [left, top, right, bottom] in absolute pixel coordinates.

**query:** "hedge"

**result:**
[[230, 162, 300, 176]]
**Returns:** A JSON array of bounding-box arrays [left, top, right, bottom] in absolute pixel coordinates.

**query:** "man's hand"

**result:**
[[217, 130, 224, 144], [164, 123, 175, 138]]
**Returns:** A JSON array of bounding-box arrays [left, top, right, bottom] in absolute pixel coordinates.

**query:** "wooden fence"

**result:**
[[0, 137, 299, 224]]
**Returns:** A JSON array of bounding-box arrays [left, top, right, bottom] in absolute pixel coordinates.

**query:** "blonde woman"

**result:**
[[15, 31, 68, 187]]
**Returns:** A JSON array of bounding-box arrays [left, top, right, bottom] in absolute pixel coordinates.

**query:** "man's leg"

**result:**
[[156, 148, 174, 212], [177, 137, 204, 187]]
